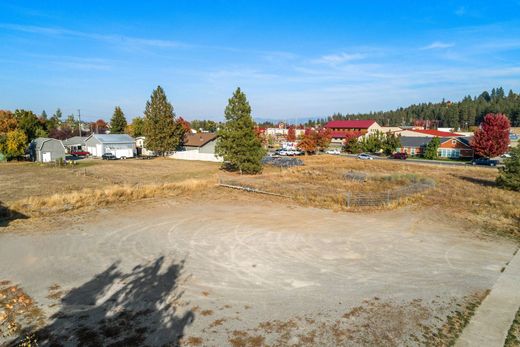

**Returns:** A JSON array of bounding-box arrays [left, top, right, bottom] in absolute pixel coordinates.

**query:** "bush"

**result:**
[[496, 146, 520, 191], [343, 171, 368, 182]]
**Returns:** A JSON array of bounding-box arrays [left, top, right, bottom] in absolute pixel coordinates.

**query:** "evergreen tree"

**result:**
[[215, 87, 265, 174], [130, 117, 145, 137], [110, 106, 127, 134], [496, 145, 520, 191], [143, 86, 185, 156], [423, 137, 440, 159], [382, 132, 401, 155], [41, 110, 48, 120]]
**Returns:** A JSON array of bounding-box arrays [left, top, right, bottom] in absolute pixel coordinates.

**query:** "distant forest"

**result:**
[[296, 87, 520, 129]]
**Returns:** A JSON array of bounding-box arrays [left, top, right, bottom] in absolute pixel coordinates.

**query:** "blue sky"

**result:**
[[1, 1, 520, 122]]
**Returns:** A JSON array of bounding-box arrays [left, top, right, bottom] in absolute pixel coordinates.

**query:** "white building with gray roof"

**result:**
[[84, 134, 135, 159]]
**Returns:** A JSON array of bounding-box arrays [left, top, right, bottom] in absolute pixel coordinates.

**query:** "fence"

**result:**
[[218, 177, 435, 208], [345, 181, 435, 207]]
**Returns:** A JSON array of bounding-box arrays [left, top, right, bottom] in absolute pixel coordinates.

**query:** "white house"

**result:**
[[170, 133, 222, 162], [85, 134, 135, 159], [135, 136, 155, 156]]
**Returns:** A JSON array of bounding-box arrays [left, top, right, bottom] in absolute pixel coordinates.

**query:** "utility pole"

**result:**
[[78, 109, 81, 137]]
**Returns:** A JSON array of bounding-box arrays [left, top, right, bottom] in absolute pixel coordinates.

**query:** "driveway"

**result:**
[[0, 199, 516, 346]]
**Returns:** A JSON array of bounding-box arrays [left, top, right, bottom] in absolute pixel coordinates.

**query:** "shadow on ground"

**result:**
[[453, 174, 497, 187], [8, 256, 194, 347], [0, 202, 28, 227]]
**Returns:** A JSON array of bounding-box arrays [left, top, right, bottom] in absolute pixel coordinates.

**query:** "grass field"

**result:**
[[1, 155, 518, 240]]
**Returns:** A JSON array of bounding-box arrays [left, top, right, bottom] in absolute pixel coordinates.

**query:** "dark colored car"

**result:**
[[392, 152, 408, 160], [471, 158, 499, 166], [71, 150, 90, 157], [102, 153, 117, 160]]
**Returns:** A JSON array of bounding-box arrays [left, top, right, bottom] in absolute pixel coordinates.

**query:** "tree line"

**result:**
[[302, 87, 520, 128]]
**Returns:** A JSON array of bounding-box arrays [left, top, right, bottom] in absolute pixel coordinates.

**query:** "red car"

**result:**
[[392, 152, 407, 160], [71, 150, 90, 157]]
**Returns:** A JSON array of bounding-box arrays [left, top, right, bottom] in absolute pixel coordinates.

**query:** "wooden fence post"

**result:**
[[346, 192, 351, 208]]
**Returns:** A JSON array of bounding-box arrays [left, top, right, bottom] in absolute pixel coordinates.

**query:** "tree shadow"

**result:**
[[0, 201, 28, 227], [9, 256, 194, 347], [452, 174, 497, 187]]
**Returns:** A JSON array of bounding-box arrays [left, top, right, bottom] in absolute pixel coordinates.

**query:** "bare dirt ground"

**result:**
[[0, 196, 517, 346]]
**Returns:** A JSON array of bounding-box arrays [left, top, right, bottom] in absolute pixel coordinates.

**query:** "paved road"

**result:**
[[341, 153, 501, 169]]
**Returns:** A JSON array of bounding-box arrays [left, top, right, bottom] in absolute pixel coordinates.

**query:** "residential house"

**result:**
[[29, 138, 66, 162], [324, 120, 382, 143], [62, 136, 86, 153], [85, 134, 135, 159], [396, 137, 474, 159], [135, 136, 155, 156], [170, 132, 222, 162]]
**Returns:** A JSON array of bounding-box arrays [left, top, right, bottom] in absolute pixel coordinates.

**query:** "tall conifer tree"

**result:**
[[216, 88, 265, 174], [143, 86, 184, 156], [110, 106, 127, 134]]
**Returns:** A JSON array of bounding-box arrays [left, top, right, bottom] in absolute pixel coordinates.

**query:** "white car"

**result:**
[[357, 153, 374, 160], [326, 149, 341, 155]]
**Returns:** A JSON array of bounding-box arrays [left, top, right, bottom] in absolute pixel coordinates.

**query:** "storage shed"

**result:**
[[29, 138, 66, 162], [84, 134, 135, 159]]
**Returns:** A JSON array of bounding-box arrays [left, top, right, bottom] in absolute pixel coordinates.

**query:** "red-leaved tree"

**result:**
[[287, 126, 296, 142], [471, 113, 510, 158], [315, 128, 332, 151], [176, 117, 191, 133], [297, 128, 317, 154]]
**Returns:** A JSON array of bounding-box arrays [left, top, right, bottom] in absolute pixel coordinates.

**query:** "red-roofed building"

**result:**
[[325, 120, 382, 143], [397, 129, 463, 138]]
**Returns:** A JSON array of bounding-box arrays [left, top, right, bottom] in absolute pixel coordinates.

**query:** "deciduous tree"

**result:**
[[128, 117, 144, 137], [143, 86, 185, 156], [297, 129, 318, 154], [1, 129, 28, 159], [471, 113, 510, 158], [342, 131, 362, 153], [287, 126, 296, 142], [216, 87, 265, 174], [110, 106, 127, 134]]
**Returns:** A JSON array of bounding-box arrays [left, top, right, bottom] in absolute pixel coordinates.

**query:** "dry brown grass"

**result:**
[[9, 178, 215, 217], [222, 155, 519, 240], [0, 158, 220, 203]]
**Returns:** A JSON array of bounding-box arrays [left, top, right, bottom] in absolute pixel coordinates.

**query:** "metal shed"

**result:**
[[29, 138, 66, 162]]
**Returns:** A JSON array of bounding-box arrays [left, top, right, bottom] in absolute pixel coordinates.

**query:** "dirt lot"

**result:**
[[0, 196, 517, 346], [0, 156, 518, 345]]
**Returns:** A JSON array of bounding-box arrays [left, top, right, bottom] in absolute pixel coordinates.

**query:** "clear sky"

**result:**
[[1, 1, 520, 122]]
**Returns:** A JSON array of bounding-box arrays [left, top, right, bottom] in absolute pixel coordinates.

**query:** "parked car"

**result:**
[[501, 153, 511, 158], [326, 149, 341, 155], [71, 150, 90, 157], [102, 153, 117, 160], [392, 152, 408, 160], [357, 153, 374, 160], [471, 158, 499, 166]]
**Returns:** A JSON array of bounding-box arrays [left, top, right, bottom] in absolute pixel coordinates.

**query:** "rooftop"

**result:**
[[325, 120, 377, 129]]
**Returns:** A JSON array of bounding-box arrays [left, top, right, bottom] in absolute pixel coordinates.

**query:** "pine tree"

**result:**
[[110, 106, 127, 134], [143, 86, 185, 156], [496, 145, 520, 191], [215, 87, 265, 174], [423, 137, 440, 159]]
